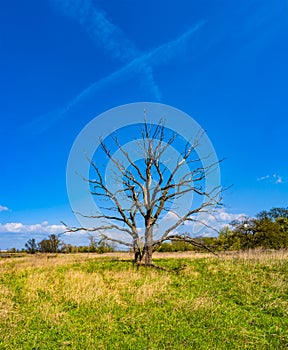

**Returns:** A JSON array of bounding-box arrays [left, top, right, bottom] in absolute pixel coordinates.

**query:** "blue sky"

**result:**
[[0, 0, 287, 249]]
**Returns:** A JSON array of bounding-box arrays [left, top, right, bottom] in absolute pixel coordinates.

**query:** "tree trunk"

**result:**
[[134, 249, 143, 264], [144, 243, 153, 265], [134, 245, 153, 265], [133, 225, 154, 266], [144, 225, 153, 265]]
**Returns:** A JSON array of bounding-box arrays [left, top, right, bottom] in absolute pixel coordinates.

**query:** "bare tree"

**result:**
[[64, 119, 221, 265]]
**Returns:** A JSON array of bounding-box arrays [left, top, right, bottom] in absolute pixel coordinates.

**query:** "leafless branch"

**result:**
[[67, 118, 221, 264]]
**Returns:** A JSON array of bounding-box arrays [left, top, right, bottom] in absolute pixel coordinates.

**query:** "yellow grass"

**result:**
[[0, 249, 287, 349]]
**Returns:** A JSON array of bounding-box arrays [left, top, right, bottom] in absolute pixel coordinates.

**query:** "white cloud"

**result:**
[[183, 208, 245, 226], [0, 221, 65, 235], [165, 211, 180, 220], [214, 208, 246, 222], [162, 208, 246, 237], [257, 175, 270, 181], [273, 174, 283, 184], [257, 173, 285, 184], [0, 205, 9, 212]]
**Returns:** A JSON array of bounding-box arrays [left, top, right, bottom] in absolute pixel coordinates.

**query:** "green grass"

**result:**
[[0, 251, 287, 349]]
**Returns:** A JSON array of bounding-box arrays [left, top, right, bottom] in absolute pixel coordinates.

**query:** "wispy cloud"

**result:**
[[273, 174, 283, 184], [165, 207, 246, 237], [51, 0, 136, 62], [62, 22, 204, 112], [31, 20, 205, 133], [257, 173, 285, 184], [31, 1, 205, 133], [0, 221, 65, 235], [0, 205, 9, 213], [257, 175, 270, 181], [201, 209, 247, 236], [50, 0, 160, 99], [212, 208, 246, 223], [185, 208, 246, 228]]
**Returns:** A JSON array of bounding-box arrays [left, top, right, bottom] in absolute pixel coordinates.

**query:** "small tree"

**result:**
[[88, 234, 98, 252], [38, 234, 62, 253], [226, 207, 288, 250], [49, 234, 61, 253], [25, 238, 38, 254], [65, 119, 221, 265]]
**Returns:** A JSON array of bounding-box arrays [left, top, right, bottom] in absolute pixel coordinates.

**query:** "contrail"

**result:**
[[50, 0, 160, 98], [51, 0, 137, 62], [30, 21, 205, 133], [32, 0, 205, 133], [63, 21, 206, 113]]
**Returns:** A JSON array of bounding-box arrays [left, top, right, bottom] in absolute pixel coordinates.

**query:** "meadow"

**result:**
[[0, 250, 287, 349]]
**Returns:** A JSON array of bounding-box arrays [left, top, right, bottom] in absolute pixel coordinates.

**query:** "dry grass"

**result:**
[[23, 269, 106, 304], [219, 248, 288, 260], [19, 257, 172, 310], [1, 248, 286, 270], [0, 249, 287, 349], [0, 285, 15, 320], [191, 295, 216, 310], [0, 252, 116, 270]]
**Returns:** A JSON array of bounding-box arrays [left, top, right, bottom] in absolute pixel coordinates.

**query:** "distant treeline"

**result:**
[[4, 207, 288, 254], [17, 234, 114, 254], [158, 207, 288, 252]]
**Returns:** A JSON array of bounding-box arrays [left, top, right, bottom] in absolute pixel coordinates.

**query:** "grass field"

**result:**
[[0, 250, 287, 349]]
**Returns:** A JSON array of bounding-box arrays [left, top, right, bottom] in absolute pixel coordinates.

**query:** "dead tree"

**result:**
[[64, 119, 221, 265]]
